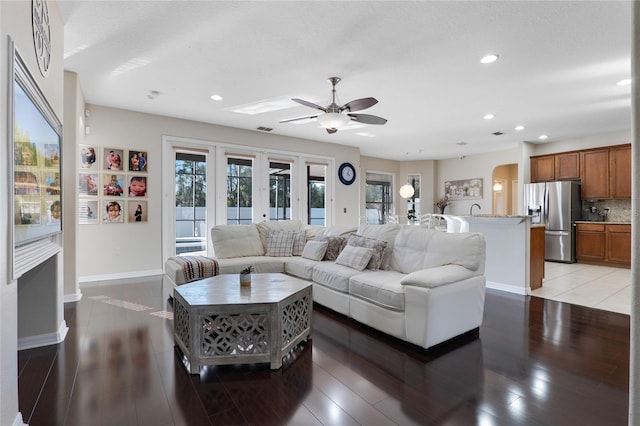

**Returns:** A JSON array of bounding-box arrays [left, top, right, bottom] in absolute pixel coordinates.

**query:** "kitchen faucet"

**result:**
[[470, 203, 481, 216]]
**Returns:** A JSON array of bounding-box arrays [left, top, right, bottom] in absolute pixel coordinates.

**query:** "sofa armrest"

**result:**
[[400, 264, 475, 288]]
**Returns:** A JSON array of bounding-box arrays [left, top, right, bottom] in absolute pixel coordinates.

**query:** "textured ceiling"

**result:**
[[59, 1, 632, 160]]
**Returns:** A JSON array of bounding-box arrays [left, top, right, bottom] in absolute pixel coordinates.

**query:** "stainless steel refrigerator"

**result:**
[[524, 181, 581, 263]]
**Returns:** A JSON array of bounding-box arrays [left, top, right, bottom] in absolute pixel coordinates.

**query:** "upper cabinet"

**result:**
[[530, 151, 580, 182], [554, 152, 580, 180], [610, 144, 631, 199], [581, 148, 610, 199], [580, 144, 631, 200], [531, 144, 630, 200], [530, 155, 555, 182]]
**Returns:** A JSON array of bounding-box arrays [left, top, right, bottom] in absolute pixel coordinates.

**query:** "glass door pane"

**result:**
[[175, 152, 206, 255], [307, 164, 326, 225], [269, 161, 291, 221], [227, 157, 253, 224]]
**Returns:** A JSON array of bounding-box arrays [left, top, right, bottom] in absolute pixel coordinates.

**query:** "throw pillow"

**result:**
[[347, 234, 388, 270], [315, 235, 347, 261], [301, 240, 329, 261], [335, 245, 374, 271], [292, 231, 307, 256], [265, 230, 296, 257]]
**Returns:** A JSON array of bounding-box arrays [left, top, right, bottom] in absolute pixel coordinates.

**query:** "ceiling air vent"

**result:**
[[257, 126, 273, 132], [492, 131, 504, 136]]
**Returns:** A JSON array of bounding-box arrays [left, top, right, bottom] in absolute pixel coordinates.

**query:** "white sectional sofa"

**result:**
[[164, 220, 486, 350]]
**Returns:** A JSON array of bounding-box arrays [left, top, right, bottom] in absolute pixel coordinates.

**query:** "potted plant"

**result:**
[[435, 196, 449, 214], [407, 208, 417, 224], [240, 265, 253, 286]]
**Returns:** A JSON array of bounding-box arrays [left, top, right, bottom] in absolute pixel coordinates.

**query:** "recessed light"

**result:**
[[539, 134, 549, 140], [210, 94, 223, 101], [515, 125, 525, 131], [483, 113, 495, 120], [480, 54, 499, 64], [616, 79, 631, 86]]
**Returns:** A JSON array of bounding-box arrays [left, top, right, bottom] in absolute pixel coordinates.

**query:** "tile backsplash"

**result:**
[[581, 199, 631, 223]]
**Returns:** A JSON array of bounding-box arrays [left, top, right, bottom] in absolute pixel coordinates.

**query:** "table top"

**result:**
[[174, 273, 311, 306]]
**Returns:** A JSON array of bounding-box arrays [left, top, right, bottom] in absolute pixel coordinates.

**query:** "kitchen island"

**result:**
[[465, 215, 542, 295]]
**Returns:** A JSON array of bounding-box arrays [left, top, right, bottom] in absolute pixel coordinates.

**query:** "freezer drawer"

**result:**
[[545, 230, 575, 263]]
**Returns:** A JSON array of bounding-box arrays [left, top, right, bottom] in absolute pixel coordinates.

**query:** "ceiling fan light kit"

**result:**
[[317, 112, 350, 129], [282, 76, 387, 134]]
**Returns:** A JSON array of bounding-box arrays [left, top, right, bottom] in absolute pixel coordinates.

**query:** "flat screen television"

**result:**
[[11, 45, 62, 246]]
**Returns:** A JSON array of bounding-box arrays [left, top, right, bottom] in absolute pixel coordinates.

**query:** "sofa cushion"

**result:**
[[346, 234, 387, 270], [211, 224, 264, 258], [284, 256, 322, 280], [400, 264, 475, 288], [265, 230, 296, 257], [335, 245, 374, 271], [301, 240, 328, 261], [315, 235, 347, 261], [349, 270, 406, 311], [312, 262, 365, 293], [214, 256, 286, 274], [356, 223, 401, 269], [256, 220, 303, 251], [292, 231, 307, 256], [391, 227, 484, 273]]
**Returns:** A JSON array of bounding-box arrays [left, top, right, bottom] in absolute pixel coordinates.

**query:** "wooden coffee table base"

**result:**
[[173, 273, 312, 373]]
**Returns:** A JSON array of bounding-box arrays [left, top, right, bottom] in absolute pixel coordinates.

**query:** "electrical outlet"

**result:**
[[115, 247, 121, 256], [344, 208, 347, 213]]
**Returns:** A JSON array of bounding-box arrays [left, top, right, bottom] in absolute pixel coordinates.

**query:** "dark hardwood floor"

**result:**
[[18, 277, 630, 425]]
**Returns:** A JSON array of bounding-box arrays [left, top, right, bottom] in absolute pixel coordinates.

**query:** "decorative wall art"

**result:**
[[444, 178, 483, 200], [78, 146, 149, 224]]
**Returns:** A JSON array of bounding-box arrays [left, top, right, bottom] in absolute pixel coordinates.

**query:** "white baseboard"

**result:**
[[79, 269, 163, 286], [486, 281, 529, 296], [17, 320, 69, 351], [64, 290, 83, 303]]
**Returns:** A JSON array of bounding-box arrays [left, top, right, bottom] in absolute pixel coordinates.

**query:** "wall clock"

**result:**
[[32, 0, 51, 77], [338, 162, 356, 185]]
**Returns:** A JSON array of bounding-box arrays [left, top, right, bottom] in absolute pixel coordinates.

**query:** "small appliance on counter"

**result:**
[[524, 181, 581, 263], [582, 205, 606, 222]]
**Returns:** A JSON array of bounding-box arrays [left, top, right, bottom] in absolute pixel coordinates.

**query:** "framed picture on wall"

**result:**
[[128, 200, 148, 223], [102, 173, 125, 197], [102, 200, 124, 223], [127, 175, 147, 197], [128, 150, 148, 172], [79, 199, 98, 224], [103, 148, 124, 171], [79, 145, 98, 169]]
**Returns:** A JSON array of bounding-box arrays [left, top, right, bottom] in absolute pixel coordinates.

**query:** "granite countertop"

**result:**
[[574, 220, 631, 225]]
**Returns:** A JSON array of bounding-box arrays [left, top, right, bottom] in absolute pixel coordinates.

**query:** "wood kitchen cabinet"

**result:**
[[610, 145, 631, 198], [530, 152, 580, 182], [576, 222, 630, 268], [581, 148, 610, 200], [555, 152, 580, 180], [530, 155, 555, 182], [530, 226, 545, 290]]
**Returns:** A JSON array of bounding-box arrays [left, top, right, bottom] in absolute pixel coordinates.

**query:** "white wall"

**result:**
[[1, 1, 65, 424], [436, 148, 521, 216], [528, 130, 631, 156], [78, 105, 361, 281]]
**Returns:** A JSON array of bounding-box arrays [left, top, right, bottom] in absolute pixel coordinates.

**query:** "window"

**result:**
[[407, 174, 421, 223], [269, 161, 291, 221], [307, 164, 326, 225], [227, 157, 253, 224], [175, 152, 206, 255], [366, 172, 393, 224]]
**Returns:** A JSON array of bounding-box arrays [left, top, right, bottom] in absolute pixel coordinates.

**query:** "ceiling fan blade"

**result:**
[[348, 113, 387, 125], [279, 115, 318, 123], [339, 97, 378, 112], [326, 128, 338, 134], [292, 98, 327, 112]]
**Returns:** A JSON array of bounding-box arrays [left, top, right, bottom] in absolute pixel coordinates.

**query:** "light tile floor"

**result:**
[[531, 261, 631, 315]]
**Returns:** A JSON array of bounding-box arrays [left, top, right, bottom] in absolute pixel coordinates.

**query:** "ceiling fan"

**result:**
[[280, 77, 387, 134]]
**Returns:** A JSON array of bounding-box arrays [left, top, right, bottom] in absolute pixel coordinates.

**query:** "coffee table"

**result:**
[[173, 273, 312, 373]]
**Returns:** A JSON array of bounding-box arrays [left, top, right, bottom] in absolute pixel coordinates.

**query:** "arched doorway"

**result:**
[[492, 164, 518, 215]]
